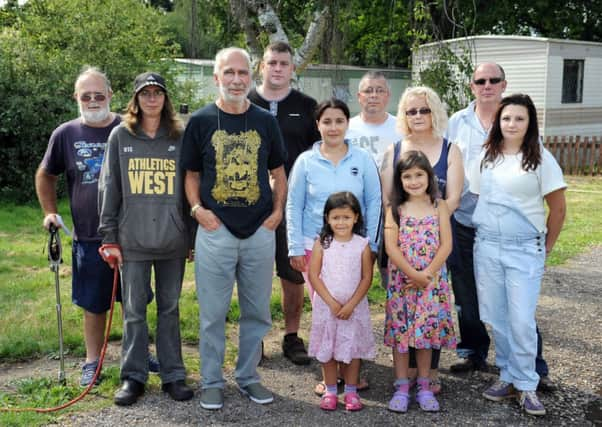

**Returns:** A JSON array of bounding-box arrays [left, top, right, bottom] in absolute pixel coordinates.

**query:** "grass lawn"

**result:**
[[0, 175, 600, 424]]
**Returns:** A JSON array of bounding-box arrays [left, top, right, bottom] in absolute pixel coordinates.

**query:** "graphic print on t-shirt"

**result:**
[[211, 129, 261, 206], [127, 157, 176, 195], [73, 140, 106, 185]]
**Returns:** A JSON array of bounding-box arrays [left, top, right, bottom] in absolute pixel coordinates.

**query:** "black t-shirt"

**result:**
[[248, 88, 320, 176], [181, 103, 286, 238], [40, 116, 121, 242]]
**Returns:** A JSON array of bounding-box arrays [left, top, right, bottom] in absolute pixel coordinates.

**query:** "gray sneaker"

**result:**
[[200, 387, 224, 410], [482, 380, 516, 402], [80, 359, 101, 387], [519, 390, 546, 416], [239, 382, 274, 404]]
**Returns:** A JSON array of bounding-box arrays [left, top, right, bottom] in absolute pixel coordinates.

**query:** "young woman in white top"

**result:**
[[470, 94, 566, 416]]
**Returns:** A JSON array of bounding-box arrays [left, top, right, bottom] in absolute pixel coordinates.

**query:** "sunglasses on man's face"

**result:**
[[405, 107, 431, 116], [79, 92, 107, 102], [473, 77, 503, 86]]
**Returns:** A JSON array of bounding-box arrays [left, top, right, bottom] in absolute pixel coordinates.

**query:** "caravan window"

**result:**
[[561, 59, 584, 103]]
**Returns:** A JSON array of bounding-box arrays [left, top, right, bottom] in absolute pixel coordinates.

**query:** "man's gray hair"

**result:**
[[214, 47, 251, 75], [358, 71, 390, 91], [74, 66, 111, 93]]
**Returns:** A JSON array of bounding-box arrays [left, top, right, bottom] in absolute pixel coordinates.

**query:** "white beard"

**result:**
[[218, 84, 249, 104], [79, 104, 111, 124]]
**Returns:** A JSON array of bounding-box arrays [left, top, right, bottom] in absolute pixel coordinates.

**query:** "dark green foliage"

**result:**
[[0, 0, 181, 202]]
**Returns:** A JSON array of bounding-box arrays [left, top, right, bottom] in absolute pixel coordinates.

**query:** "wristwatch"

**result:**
[[190, 203, 202, 218]]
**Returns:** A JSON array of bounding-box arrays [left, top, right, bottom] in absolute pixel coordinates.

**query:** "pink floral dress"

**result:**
[[308, 234, 376, 364], [384, 207, 456, 353]]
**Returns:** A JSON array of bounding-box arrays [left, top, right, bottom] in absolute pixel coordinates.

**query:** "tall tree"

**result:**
[[229, 0, 329, 72]]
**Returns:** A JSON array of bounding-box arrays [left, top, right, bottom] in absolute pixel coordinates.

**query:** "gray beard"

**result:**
[[79, 104, 111, 124]]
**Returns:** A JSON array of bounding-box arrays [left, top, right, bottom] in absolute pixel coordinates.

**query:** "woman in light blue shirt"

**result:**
[[286, 97, 381, 397], [286, 97, 382, 295]]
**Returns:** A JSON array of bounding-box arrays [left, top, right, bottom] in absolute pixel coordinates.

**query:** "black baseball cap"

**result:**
[[134, 72, 167, 94]]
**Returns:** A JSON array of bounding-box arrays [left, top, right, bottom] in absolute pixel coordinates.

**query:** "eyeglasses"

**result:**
[[473, 77, 503, 85], [139, 89, 165, 98], [405, 107, 431, 116], [79, 92, 107, 102], [360, 87, 388, 95]]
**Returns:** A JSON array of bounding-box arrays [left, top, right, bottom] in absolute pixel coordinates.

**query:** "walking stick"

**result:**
[[48, 224, 66, 385]]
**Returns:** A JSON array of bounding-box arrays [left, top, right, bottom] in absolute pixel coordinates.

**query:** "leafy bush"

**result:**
[[0, 0, 184, 202]]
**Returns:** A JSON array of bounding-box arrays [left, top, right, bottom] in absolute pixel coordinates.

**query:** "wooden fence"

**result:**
[[543, 136, 602, 176]]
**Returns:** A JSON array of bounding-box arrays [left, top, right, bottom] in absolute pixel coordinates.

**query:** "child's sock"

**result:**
[[394, 377, 410, 393], [417, 376, 430, 392], [325, 384, 337, 395], [344, 384, 357, 394]]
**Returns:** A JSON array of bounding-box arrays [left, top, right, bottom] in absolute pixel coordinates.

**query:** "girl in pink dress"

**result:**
[[384, 150, 456, 413], [308, 191, 375, 412]]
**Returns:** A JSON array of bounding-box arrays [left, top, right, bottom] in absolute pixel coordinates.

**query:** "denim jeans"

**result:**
[[474, 231, 545, 391], [195, 224, 275, 389]]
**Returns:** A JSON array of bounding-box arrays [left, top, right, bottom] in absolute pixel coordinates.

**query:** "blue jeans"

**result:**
[[195, 224, 275, 389], [474, 230, 545, 391]]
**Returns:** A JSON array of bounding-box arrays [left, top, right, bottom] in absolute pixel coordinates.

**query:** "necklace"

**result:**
[[217, 102, 248, 133]]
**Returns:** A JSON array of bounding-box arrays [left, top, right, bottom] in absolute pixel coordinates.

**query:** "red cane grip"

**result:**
[[99, 243, 121, 269]]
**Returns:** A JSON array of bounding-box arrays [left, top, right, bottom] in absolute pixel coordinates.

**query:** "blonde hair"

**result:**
[[396, 86, 448, 138]]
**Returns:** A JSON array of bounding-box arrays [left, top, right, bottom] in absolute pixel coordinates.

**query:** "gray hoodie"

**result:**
[[98, 123, 191, 261]]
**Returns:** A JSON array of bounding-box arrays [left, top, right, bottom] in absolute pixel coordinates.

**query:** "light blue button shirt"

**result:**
[[286, 140, 382, 256]]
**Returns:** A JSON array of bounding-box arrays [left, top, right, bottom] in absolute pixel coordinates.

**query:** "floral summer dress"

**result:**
[[308, 234, 376, 364], [384, 206, 456, 353]]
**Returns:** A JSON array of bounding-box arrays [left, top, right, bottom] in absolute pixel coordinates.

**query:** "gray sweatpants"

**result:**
[[120, 258, 187, 385]]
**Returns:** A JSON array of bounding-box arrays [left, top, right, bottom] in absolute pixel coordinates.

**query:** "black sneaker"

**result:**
[[282, 334, 311, 365], [537, 375, 557, 393], [450, 358, 487, 373], [148, 352, 160, 374]]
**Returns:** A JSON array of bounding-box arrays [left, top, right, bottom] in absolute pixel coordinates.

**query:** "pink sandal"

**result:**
[[320, 393, 338, 411], [344, 392, 363, 411]]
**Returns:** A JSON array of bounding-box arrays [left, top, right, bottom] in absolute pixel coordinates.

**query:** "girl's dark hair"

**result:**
[[390, 150, 438, 226], [482, 93, 541, 171], [319, 191, 365, 248], [315, 97, 350, 122]]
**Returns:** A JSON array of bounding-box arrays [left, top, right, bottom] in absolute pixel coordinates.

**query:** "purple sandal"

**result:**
[[388, 382, 410, 413], [417, 378, 440, 412]]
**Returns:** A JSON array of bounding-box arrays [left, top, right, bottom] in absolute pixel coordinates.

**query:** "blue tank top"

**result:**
[[393, 138, 451, 198]]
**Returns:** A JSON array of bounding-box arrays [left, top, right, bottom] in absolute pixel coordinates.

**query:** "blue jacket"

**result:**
[[286, 141, 382, 256]]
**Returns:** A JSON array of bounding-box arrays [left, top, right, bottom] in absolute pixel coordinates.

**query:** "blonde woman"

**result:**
[[380, 86, 463, 394]]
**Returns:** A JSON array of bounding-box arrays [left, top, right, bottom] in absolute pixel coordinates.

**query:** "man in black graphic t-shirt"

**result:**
[[182, 47, 287, 410]]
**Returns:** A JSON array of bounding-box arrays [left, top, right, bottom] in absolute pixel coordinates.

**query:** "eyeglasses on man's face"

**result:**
[[405, 107, 431, 116], [473, 77, 503, 86], [360, 87, 388, 95], [79, 92, 107, 102]]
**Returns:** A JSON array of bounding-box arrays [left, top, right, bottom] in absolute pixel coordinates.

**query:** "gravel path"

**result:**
[[43, 246, 602, 426]]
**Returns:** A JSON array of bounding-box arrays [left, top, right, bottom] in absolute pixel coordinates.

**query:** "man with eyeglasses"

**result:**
[[346, 71, 403, 169], [248, 42, 320, 367], [35, 66, 123, 387], [446, 62, 554, 392]]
